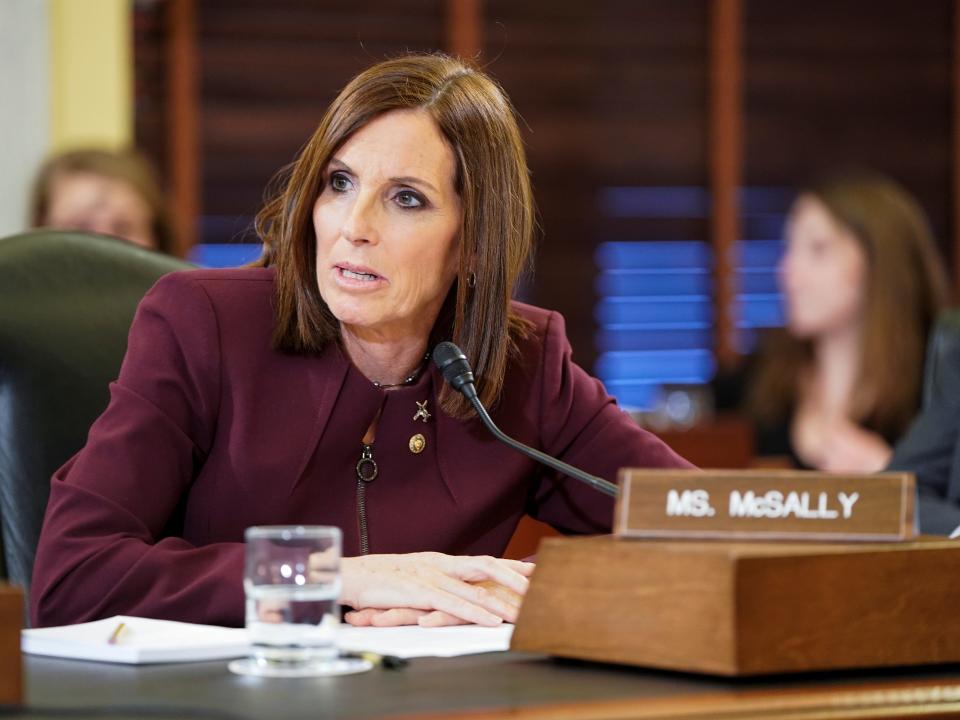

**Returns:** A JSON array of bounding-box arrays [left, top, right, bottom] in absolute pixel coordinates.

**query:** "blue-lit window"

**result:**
[[595, 239, 715, 410], [736, 239, 785, 352], [594, 186, 791, 411], [189, 243, 263, 268], [192, 213, 263, 268]]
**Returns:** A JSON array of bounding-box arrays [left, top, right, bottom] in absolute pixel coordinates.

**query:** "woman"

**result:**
[[744, 171, 948, 472], [31, 54, 690, 629], [30, 148, 176, 254]]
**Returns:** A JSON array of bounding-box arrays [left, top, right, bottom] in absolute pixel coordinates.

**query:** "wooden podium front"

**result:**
[[0, 584, 22, 704], [511, 535, 960, 676]]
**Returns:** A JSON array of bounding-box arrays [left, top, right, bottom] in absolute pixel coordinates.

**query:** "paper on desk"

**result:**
[[22, 615, 249, 664], [337, 623, 514, 658], [23, 615, 513, 664]]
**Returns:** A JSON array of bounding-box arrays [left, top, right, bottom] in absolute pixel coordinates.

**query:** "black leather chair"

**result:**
[[0, 231, 193, 600], [888, 307, 960, 534]]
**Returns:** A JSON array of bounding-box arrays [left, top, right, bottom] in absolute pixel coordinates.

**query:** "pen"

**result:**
[[107, 622, 128, 645], [341, 650, 407, 669]]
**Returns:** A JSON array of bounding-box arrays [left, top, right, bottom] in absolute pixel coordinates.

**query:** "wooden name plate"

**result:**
[[0, 585, 22, 704], [511, 535, 960, 676], [615, 469, 916, 541]]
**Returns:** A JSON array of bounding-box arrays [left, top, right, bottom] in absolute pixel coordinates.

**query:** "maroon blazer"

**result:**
[[31, 267, 691, 627]]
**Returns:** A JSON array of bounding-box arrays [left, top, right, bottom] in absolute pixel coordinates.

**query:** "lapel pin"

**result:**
[[413, 400, 431, 423], [409, 434, 426, 454]]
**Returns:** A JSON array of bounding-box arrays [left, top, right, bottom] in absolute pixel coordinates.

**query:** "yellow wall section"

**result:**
[[49, 0, 132, 152]]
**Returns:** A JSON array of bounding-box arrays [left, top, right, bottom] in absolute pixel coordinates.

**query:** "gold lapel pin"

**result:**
[[409, 433, 426, 454]]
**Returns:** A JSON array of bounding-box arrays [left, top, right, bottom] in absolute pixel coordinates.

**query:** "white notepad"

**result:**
[[337, 623, 514, 659], [23, 616, 514, 665], [22, 615, 249, 664]]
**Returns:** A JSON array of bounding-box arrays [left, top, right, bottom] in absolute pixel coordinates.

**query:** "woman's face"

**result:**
[[780, 195, 868, 339], [313, 109, 462, 341], [45, 171, 156, 250]]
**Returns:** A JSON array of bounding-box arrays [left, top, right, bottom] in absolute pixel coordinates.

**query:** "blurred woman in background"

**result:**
[[29, 148, 176, 254], [745, 171, 948, 472]]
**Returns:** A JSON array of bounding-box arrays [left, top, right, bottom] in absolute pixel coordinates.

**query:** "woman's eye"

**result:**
[[329, 173, 351, 192], [395, 190, 424, 209]]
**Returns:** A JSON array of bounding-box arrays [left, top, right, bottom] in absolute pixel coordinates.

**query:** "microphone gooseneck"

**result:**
[[431, 342, 618, 498]]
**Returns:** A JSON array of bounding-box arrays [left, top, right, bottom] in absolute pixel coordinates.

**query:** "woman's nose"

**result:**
[[341, 193, 380, 245]]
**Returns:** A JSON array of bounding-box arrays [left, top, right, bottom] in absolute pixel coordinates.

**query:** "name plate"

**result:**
[[614, 469, 916, 541]]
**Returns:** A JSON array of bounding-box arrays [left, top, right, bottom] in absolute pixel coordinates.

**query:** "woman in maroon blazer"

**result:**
[[31, 54, 691, 629]]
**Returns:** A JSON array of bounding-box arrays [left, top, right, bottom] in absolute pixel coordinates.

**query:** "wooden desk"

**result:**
[[13, 650, 960, 719]]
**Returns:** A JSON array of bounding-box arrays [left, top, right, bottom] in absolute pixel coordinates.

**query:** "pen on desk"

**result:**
[[341, 650, 407, 669], [107, 621, 128, 645]]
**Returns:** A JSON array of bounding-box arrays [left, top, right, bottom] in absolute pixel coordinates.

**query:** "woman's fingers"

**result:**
[[347, 607, 474, 627], [426, 569, 521, 622], [353, 573, 505, 625], [422, 584, 504, 626], [346, 581, 522, 627], [476, 579, 523, 610], [418, 610, 470, 627], [369, 608, 428, 626], [417, 579, 523, 627], [441, 555, 534, 595], [340, 553, 535, 626], [343, 608, 381, 626], [504, 559, 537, 575], [466, 579, 523, 622]]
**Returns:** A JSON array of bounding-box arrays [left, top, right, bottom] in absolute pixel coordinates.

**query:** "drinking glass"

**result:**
[[228, 525, 370, 677]]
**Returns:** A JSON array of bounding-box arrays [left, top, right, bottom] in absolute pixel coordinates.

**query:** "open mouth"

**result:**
[[336, 265, 383, 282]]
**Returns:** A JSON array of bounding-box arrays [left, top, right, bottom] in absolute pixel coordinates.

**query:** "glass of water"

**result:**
[[228, 525, 370, 677]]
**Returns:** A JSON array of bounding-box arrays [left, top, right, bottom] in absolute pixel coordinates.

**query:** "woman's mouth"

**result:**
[[334, 264, 387, 288], [340, 267, 379, 281]]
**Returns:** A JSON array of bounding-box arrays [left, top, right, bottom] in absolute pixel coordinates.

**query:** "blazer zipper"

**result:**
[[355, 443, 378, 555]]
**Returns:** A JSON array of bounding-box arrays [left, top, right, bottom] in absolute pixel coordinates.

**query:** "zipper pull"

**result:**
[[356, 443, 378, 483]]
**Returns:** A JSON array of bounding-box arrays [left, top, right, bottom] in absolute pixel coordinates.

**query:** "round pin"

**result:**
[[409, 433, 426, 454]]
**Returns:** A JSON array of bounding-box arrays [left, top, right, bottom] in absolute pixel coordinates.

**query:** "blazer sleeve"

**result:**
[[30, 272, 245, 628], [887, 397, 960, 535], [526, 311, 694, 534]]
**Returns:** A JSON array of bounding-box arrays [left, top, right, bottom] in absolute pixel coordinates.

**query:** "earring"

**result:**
[[466, 271, 477, 288]]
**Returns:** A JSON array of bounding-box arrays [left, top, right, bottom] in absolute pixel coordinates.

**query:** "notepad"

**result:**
[[337, 623, 514, 658], [23, 616, 514, 664], [22, 615, 249, 664]]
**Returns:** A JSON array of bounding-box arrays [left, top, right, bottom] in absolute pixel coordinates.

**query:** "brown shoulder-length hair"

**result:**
[[749, 170, 949, 439], [29, 148, 176, 255], [255, 53, 535, 419]]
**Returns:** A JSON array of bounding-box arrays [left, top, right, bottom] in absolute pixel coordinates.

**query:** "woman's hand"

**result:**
[[338, 553, 533, 627], [344, 579, 525, 627], [820, 420, 893, 473]]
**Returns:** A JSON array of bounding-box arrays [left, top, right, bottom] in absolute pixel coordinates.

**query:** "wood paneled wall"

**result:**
[[481, 1, 709, 366], [134, 0, 960, 367], [744, 0, 953, 254]]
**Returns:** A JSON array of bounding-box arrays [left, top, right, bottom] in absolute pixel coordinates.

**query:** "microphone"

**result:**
[[432, 342, 618, 497]]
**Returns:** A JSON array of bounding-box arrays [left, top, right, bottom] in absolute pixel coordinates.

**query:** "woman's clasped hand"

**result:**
[[336, 553, 533, 627]]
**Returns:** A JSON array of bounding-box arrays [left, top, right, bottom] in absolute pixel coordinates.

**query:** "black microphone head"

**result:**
[[432, 341, 476, 396]]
